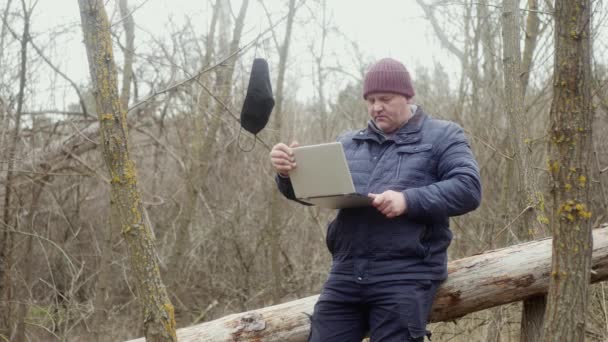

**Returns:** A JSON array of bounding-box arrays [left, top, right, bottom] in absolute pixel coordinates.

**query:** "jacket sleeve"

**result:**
[[403, 123, 481, 222], [275, 174, 313, 206]]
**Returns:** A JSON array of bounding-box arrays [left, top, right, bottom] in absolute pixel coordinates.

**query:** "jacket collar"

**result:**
[[353, 106, 427, 144]]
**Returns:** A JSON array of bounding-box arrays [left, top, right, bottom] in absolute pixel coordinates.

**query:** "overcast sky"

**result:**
[[13, 0, 608, 112], [19, 0, 460, 110]]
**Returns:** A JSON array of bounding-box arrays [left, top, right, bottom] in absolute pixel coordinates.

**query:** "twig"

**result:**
[[468, 133, 514, 161], [132, 125, 186, 172], [28, 36, 90, 117], [495, 205, 533, 242], [110, 0, 150, 27], [257, 0, 281, 52], [22, 110, 84, 116], [66, 120, 99, 146], [0, 169, 89, 177], [0, 227, 77, 274], [197, 81, 272, 150], [423, 0, 554, 15], [127, 8, 291, 114], [126, 40, 256, 112], [431, 112, 513, 161], [63, 151, 109, 183]]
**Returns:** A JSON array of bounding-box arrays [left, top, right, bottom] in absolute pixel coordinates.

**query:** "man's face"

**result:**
[[366, 93, 412, 134]]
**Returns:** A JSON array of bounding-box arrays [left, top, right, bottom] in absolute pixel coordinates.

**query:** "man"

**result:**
[[269, 58, 481, 341]]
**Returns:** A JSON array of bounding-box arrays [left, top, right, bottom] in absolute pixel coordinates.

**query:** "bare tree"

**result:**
[[541, 0, 594, 340], [166, 0, 221, 283], [521, 0, 540, 95], [167, 0, 249, 282], [118, 0, 135, 110], [1, 0, 29, 338], [91, 0, 135, 339], [14, 177, 49, 342], [307, 0, 331, 141], [501, 0, 547, 340], [77, 0, 176, 340], [267, 0, 297, 304]]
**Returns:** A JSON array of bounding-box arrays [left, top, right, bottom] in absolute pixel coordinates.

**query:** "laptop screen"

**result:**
[[289, 142, 357, 199]]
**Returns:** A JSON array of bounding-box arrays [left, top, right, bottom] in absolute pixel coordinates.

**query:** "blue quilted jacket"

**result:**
[[276, 107, 481, 282]]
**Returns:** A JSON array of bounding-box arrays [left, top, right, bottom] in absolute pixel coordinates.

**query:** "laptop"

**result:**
[[289, 142, 372, 209]]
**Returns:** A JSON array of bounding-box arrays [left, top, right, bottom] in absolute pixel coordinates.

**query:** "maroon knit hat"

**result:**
[[363, 58, 415, 99]]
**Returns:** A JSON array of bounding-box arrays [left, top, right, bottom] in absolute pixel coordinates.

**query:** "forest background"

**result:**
[[1, 0, 607, 341]]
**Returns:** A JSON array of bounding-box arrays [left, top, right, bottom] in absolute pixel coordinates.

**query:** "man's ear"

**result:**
[[406, 96, 415, 104]]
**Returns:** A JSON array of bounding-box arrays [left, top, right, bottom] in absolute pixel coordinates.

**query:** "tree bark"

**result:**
[[541, 0, 593, 341], [520, 0, 540, 95], [1, 0, 27, 337], [77, 1, 176, 341], [501, 0, 547, 340], [91, 1, 135, 338], [501, 0, 545, 240], [312, 0, 329, 141], [520, 295, 546, 342], [126, 224, 608, 342], [118, 0, 135, 110], [268, 0, 297, 304], [14, 178, 48, 342]]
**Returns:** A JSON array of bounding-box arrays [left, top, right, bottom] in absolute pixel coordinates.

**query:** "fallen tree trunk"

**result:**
[[127, 224, 608, 342], [27, 122, 100, 170]]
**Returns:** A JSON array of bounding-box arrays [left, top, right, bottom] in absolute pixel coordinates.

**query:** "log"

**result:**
[[127, 224, 608, 342]]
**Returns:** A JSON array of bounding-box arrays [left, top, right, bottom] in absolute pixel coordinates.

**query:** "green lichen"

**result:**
[[557, 200, 592, 221], [537, 215, 550, 225], [578, 175, 587, 188], [100, 113, 114, 121], [548, 160, 560, 174]]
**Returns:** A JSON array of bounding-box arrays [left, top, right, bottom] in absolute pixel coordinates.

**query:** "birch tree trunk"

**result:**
[[77, 1, 176, 340], [541, 0, 593, 340]]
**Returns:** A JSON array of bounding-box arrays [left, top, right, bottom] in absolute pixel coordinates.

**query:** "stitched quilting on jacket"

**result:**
[[276, 106, 481, 282]]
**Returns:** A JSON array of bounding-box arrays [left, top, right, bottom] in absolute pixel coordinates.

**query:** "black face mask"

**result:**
[[240, 58, 275, 135]]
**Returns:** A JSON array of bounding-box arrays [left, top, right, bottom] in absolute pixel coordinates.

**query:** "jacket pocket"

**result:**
[[395, 144, 433, 179], [382, 221, 429, 259]]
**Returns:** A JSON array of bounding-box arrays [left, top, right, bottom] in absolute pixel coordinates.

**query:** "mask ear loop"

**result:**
[[237, 127, 257, 152], [253, 18, 262, 58]]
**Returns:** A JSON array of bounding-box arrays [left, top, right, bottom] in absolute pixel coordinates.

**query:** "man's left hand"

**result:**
[[368, 190, 407, 218]]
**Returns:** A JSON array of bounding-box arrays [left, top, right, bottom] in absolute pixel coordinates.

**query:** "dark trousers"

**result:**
[[308, 278, 441, 342]]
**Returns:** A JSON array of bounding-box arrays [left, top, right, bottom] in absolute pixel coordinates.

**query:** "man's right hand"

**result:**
[[269, 141, 299, 177]]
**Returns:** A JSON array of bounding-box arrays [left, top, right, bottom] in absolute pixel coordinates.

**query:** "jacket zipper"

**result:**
[[396, 155, 403, 178]]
